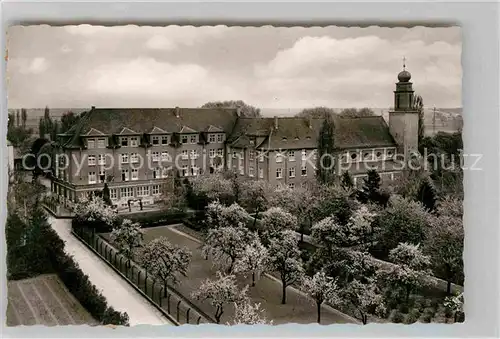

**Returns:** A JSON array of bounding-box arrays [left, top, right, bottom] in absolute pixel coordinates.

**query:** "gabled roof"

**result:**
[[179, 125, 197, 133], [83, 127, 106, 136], [149, 126, 168, 134], [119, 127, 139, 135], [62, 107, 239, 148], [206, 125, 224, 132]]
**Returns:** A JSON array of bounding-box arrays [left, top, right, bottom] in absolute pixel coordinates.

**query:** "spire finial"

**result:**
[[403, 56, 406, 70]]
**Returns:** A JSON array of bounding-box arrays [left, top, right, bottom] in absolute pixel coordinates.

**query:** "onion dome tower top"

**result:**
[[397, 56, 411, 82]]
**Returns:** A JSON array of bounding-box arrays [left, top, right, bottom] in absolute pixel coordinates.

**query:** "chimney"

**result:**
[[175, 106, 180, 118], [274, 116, 278, 130]]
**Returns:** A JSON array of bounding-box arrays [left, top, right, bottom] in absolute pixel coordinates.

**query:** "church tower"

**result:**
[[389, 59, 419, 157]]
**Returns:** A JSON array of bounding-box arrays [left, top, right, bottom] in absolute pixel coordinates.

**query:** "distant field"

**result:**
[[7, 274, 97, 326]]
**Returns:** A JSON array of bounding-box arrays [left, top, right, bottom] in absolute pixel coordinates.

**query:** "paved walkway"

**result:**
[[48, 217, 173, 326]]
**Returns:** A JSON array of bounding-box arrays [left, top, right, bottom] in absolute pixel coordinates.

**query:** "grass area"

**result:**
[[7, 274, 97, 326], [104, 224, 355, 325]]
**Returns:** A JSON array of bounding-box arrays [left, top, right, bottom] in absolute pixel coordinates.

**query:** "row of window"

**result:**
[[341, 148, 396, 163], [232, 149, 315, 163], [87, 133, 226, 149], [276, 166, 307, 179], [108, 185, 162, 200]]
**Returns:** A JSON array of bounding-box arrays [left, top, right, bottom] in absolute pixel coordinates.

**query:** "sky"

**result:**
[[7, 25, 462, 115]]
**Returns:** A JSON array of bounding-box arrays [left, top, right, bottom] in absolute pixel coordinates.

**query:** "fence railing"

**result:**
[[72, 226, 215, 325]]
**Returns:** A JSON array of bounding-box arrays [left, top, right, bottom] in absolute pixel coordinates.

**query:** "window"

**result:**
[[130, 153, 139, 163], [121, 169, 129, 181], [276, 153, 283, 163], [181, 150, 188, 160], [131, 169, 138, 181], [161, 151, 169, 162], [302, 149, 307, 161], [190, 135, 197, 144], [87, 139, 95, 149], [121, 153, 129, 164], [190, 150, 199, 159], [217, 134, 224, 143], [181, 135, 188, 144], [289, 167, 296, 178], [249, 150, 255, 161], [182, 165, 188, 177], [376, 150, 383, 160], [301, 166, 307, 177], [209, 149, 216, 158], [137, 186, 150, 197], [88, 155, 96, 166], [191, 166, 199, 177], [232, 151, 237, 158], [88, 172, 96, 184], [120, 187, 134, 198], [152, 185, 160, 195], [386, 149, 395, 158], [363, 150, 373, 161], [259, 153, 264, 162], [161, 167, 169, 178], [152, 151, 159, 162], [209, 134, 216, 143], [161, 136, 169, 145], [130, 137, 139, 147], [98, 154, 106, 166], [99, 168, 106, 183], [110, 189, 117, 200], [97, 138, 106, 148], [350, 152, 358, 161], [288, 151, 295, 162], [288, 183, 295, 189], [217, 148, 224, 157], [153, 167, 160, 179], [259, 168, 264, 179], [249, 166, 254, 177], [239, 164, 244, 175], [276, 168, 283, 179], [152, 136, 160, 145], [120, 137, 128, 147]]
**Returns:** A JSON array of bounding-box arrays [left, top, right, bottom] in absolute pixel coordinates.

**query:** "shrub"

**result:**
[[391, 311, 404, 323], [421, 314, 432, 323], [405, 312, 420, 324], [398, 304, 410, 314]]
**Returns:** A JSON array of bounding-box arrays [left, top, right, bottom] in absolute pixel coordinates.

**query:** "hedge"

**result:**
[[7, 211, 129, 326]]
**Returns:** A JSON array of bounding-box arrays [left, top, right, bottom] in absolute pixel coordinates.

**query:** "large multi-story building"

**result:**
[[48, 67, 419, 208]]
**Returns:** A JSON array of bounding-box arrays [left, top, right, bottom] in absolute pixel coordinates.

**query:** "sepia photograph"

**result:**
[[5, 24, 464, 327]]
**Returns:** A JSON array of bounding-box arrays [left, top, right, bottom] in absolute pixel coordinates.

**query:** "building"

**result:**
[[48, 67, 418, 206]]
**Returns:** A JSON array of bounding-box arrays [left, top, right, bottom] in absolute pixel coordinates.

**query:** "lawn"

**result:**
[[7, 274, 97, 326], [113, 224, 356, 325]]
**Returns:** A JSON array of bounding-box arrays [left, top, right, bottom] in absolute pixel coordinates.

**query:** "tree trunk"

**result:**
[[252, 272, 255, 287], [215, 306, 223, 324], [406, 288, 411, 304], [316, 301, 321, 323], [228, 258, 235, 273], [253, 209, 259, 230], [164, 282, 168, 297], [447, 280, 452, 295], [281, 282, 287, 304]]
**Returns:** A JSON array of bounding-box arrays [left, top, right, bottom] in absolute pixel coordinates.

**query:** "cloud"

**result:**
[[10, 57, 49, 74], [145, 35, 177, 51]]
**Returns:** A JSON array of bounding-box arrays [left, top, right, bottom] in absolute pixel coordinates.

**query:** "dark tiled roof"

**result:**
[[63, 107, 239, 148], [332, 115, 396, 149], [229, 116, 395, 150]]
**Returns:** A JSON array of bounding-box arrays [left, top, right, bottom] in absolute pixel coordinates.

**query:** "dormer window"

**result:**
[[217, 134, 224, 143], [87, 139, 95, 149], [152, 136, 160, 145], [181, 135, 188, 144], [282, 137, 287, 142], [130, 137, 139, 147], [120, 137, 128, 147], [209, 134, 216, 143], [97, 138, 106, 148], [190, 135, 198, 144], [161, 136, 169, 145]]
